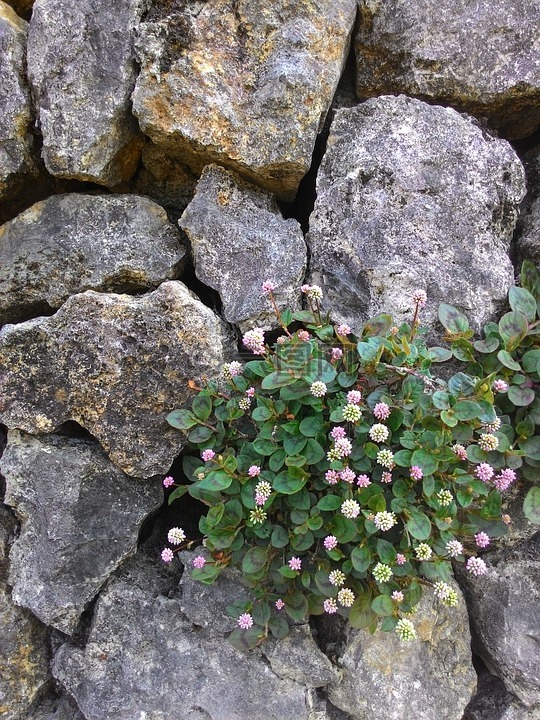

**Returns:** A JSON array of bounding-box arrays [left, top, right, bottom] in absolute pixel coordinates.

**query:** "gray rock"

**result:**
[[25, 694, 87, 720], [27, 0, 145, 186], [1, 430, 163, 634], [180, 165, 307, 330], [135, 141, 198, 221], [464, 673, 540, 720], [355, 0, 540, 140], [517, 145, 540, 269], [0, 2, 36, 201], [52, 552, 324, 720], [327, 579, 476, 720], [456, 535, 540, 707], [307, 96, 526, 333], [0, 507, 50, 720], [132, 0, 357, 198], [3, 1, 32, 19], [0, 193, 186, 326], [0, 282, 235, 477]]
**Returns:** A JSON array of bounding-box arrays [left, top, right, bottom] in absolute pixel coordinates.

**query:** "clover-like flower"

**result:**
[[415, 543, 432, 561], [329, 570, 346, 586], [341, 499, 360, 519], [373, 402, 391, 420], [323, 598, 338, 614], [342, 404, 363, 423], [436, 489, 453, 507], [478, 433, 499, 452], [372, 563, 392, 583], [337, 588, 355, 607], [376, 449, 394, 469], [445, 539, 463, 558], [167, 527, 186, 545], [466, 557, 488, 576], [373, 511, 397, 531], [237, 613, 253, 629], [369, 423, 390, 443]]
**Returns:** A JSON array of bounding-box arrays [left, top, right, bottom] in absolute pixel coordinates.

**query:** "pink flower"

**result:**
[[334, 437, 353, 457], [324, 535, 338, 550], [300, 284, 311, 294], [201, 449, 215, 462], [246, 387, 255, 397], [412, 289, 427, 307], [161, 548, 174, 563], [289, 557, 302, 571], [262, 280, 276, 294], [373, 402, 391, 420], [381, 471, 392, 484], [275, 599, 285, 610], [248, 465, 261, 477], [237, 613, 253, 629], [475, 532, 490, 548], [410, 466, 423, 481], [396, 553, 406, 565], [242, 328, 266, 355], [325, 470, 340, 485], [331, 347, 343, 360], [330, 426, 347, 440], [337, 323, 351, 336], [167, 527, 186, 545], [163, 476, 174, 488], [356, 474, 371, 487], [476, 463, 494, 482], [492, 379, 509, 393], [466, 557, 488, 576], [297, 330, 311, 342], [493, 468, 516, 491], [323, 598, 338, 614], [392, 590, 404, 603], [452, 444, 468, 461], [255, 493, 267, 506], [192, 555, 206, 569], [347, 390, 362, 405], [340, 468, 356, 483]]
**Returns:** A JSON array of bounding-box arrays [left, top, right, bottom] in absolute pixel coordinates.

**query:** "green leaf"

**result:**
[[167, 485, 189, 505], [271, 526, 290, 548], [499, 311, 528, 351], [332, 516, 358, 543], [166, 409, 198, 430], [284, 591, 309, 622], [448, 373, 475, 396], [474, 337, 499, 353], [317, 495, 342, 511], [523, 486, 540, 524], [228, 626, 266, 651], [273, 471, 307, 495], [291, 531, 314, 552], [268, 615, 290, 639], [453, 400, 483, 421], [497, 350, 521, 371], [441, 410, 458, 427], [410, 449, 438, 476], [349, 592, 376, 629], [466, 445, 488, 464], [519, 436, 540, 460], [197, 470, 233, 492], [252, 406, 273, 422], [192, 395, 213, 421], [191, 563, 221, 584], [376, 539, 396, 564], [242, 546, 268, 574], [508, 385, 535, 407], [252, 602, 271, 626], [523, 349, 540, 375], [432, 391, 450, 410], [362, 313, 393, 336], [285, 454, 306, 468], [304, 439, 325, 464], [508, 286, 537, 322], [351, 545, 372, 572], [299, 415, 325, 437], [187, 425, 214, 443], [394, 449, 413, 467], [438, 304, 470, 334], [371, 595, 394, 616], [357, 337, 384, 363], [406, 510, 431, 540], [428, 347, 452, 362], [283, 434, 307, 455], [261, 371, 295, 390], [253, 438, 277, 456]]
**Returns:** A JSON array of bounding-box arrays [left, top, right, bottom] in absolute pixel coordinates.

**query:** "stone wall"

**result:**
[[0, 1, 539, 719]]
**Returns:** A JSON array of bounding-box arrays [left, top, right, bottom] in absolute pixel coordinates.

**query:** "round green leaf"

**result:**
[[197, 470, 233, 492], [438, 304, 470, 334], [166, 409, 198, 430], [299, 415, 325, 437], [242, 546, 268, 574], [192, 395, 213, 421], [508, 385, 535, 407], [268, 615, 290, 639], [452, 401, 483, 421], [273, 471, 307, 495], [351, 545, 372, 572], [498, 311, 528, 351], [271, 526, 290, 548], [317, 495, 342, 511], [497, 350, 521, 371], [406, 510, 431, 540], [508, 286, 537, 322], [284, 591, 309, 622], [188, 426, 214, 443], [371, 595, 394, 616], [410, 449, 438, 475], [523, 486, 540, 524], [519, 436, 540, 460]]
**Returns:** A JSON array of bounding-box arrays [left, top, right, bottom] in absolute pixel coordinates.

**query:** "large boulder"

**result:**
[[464, 673, 540, 720], [0, 282, 235, 477], [3, 1, 33, 20], [355, 0, 540, 140], [52, 549, 328, 720], [307, 96, 526, 333], [326, 579, 476, 720], [179, 165, 307, 330], [0, 2, 36, 201], [0, 507, 50, 720], [1, 430, 163, 634], [132, 0, 357, 198], [456, 535, 540, 707], [516, 144, 540, 270], [0, 193, 186, 326], [27, 0, 145, 186]]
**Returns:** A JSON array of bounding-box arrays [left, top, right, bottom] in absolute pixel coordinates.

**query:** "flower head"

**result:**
[[410, 466, 423, 481], [255, 480, 272, 500], [298, 330, 311, 342], [242, 328, 266, 355], [167, 527, 186, 545], [332, 437, 353, 459], [323, 598, 338, 614], [324, 536, 338, 551], [381, 471, 392, 484], [370, 423, 390, 443], [275, 599, 285, 610], [347, 390, 362, 405], [475, 532, 490, 548], [396, 618, 416, 641], [261, 280, 276, 294], [238, 613, 253, 629], [338, 588, 355, 607], [341, 499, 360, 519], [161, 548, 174, 563], [163, 476, 174, 488], [329, 569, 346, 586], [301, 284, 323, 301], [238, 397, 251, 410], [192, 555, 206, 569], [248, 465, 261, 477], [337, 323, 352, 336], [415, 543, 432, 561], [330, 426, 347, 440], [201, 449, 216, 462], [331, 347, 343, 361], [493, 468, 516, 492], [356, 474, 371, 487], [445, 540, 463, 558], [373, 402, 391, 420], [466, 557, 488, 576], [340, 467, 356, 484], [325, 470, 340, 485], [249, 508, 267, 524], [412, 289, 427, 308], [342, 403, 363, 423], [223, 361, 243, 379], [476, 463, 494, 483], [436, 489, 453, 507], [246, 386, 256, 398], [392, 590, 404, 603], [289, 557, 302, 571], [396, 553, 406, 565], [374, 511, 397, 531], [478, 433, 499, 452], [452, 444, 467, 461], [482, 417, 501, 433], [372, 563, 393, 583], [492, 379, 508, 393], [310, 381, 327, 397], [377, 449, 395, 469]]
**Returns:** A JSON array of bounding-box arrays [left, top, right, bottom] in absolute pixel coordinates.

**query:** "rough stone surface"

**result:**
[[0, 193, 186, 326], [355, 0, 540, 140], [517, 144, 540, 269], [27, 0, 145, 186], [3, 1, 33, 20], [0, 506, 50, 720], [132, 0, 357, 197], [1, 430, 163, 634], [52, 547, 325, 720], [327, 579, 476, 720], [0, 2, 36, 201], [0, 282, 235, 477], [307, 96, 526, 333], [456, 535, 540, 707], [180, 165, 307, 330], [464, 673, 540, 720], [135, 141, 198, 221]]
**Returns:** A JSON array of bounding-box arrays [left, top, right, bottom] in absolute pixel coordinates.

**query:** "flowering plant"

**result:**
[[164, 265, 539, 650]]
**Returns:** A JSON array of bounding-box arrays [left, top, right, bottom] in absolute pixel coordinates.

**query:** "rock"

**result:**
[[1, 430, 163, 634], [0, 507, 50, 720], [355, 0, 540, 140], [52, 550, 324, 720], [0, 193, 186, 326], [517, 145, 540, 269], [464, 673, 540, 720], [456, 535, 540, 707], [307, 96, 526, 333], [27, 0, 145, 186], [135, 141, 198, 221], [0, 282, 235, 477], [179, 165, 307, 330], [0, 2, 36, 201], [132, 0, 357, 198], [327, 579, 476, 720], [3, 1, 33, 20], [25, 694, 87, 720]]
